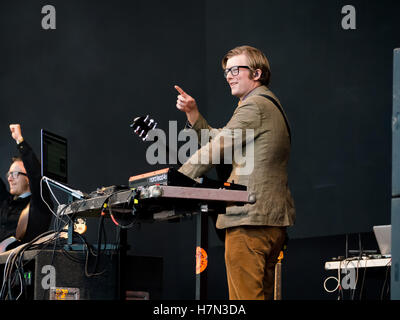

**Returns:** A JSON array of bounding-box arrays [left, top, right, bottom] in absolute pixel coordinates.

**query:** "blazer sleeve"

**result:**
[[17, 140, 53, 242], [178, 100, 261, 179], [17, 140, 42, 201]]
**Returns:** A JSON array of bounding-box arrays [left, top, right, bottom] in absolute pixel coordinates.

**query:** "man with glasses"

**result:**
[[175, 45, 295, 300], [0, 124, 52, 251]]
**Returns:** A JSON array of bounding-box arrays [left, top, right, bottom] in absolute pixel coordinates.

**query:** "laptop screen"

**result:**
[[373, 225, 391, 256], [40, 129, 68, 183]]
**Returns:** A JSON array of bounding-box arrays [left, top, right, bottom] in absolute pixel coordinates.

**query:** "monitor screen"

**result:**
[[41, 129, 68, 183]]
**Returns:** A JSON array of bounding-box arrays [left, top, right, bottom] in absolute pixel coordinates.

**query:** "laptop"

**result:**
[[41, 129, 68, 183], [373, 225, 391, 257]]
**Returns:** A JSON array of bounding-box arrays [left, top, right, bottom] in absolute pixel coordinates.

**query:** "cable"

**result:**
[[0, 251, 16, 298], [87, 214, 106, 277], [323, 260, 342, 294], [358, 261, 367, 300], [2, 186, 132, 299], [380, 259, 391, 300], [40, 177, 60, 220], [350, 258, 360, 300], [108, 190, 138, 229], [0, 230, 62, 300], [40, 176, 81, 229], [44, 178, 61, 207], [82, 191, 129, 277], [323, 257, 362, 299], [351, 233, 363, 300], [324, 234, 363, 300], [323, 275, 340, 293]]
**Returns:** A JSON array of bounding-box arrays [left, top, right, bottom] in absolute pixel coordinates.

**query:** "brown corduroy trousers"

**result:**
[[224, 225, 286, 300]]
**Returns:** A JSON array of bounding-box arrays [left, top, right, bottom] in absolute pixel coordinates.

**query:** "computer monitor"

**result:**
[[41, 129, 68, 183]]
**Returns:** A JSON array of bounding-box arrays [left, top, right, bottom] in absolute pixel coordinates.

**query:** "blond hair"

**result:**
[[222, 45, 271, 86]]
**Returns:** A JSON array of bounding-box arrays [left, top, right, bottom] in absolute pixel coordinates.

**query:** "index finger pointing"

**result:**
[[174, 85, 187, 96]]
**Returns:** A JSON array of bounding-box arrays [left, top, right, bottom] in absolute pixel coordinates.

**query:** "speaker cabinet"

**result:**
[[32, 249, 119, 300]]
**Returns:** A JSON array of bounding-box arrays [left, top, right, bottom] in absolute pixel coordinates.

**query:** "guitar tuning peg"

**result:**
[[130, 117, 140, 127], [134, 126, 141, 133], [144, 115, 149, 123]]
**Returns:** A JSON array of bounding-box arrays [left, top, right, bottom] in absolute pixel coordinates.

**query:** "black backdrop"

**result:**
[[0, 0, 399, 299]]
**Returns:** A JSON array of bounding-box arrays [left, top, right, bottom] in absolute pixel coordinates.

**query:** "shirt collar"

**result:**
[[18, 192, 31, 199], [240, 85, 268, 103]]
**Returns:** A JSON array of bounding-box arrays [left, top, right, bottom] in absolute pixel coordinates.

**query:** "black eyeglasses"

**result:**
[[5, 171, 27, 180], [223, 65, 251, 78]]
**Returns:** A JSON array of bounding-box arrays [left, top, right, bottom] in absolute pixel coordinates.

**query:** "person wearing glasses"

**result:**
[[0, 124, 52, 252], [175, 45, 295, 300]]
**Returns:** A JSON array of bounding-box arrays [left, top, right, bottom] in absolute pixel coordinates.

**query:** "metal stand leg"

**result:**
[[195, 205, 208, 300], [274, 251, 284, 300], [118, 228, 128, 300], [274, 262, 282, 300]]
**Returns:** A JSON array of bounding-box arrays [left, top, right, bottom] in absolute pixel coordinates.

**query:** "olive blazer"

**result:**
[[178, 85, 295, 229]]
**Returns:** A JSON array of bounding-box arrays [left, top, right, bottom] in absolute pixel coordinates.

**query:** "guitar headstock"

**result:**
[[130, 115, 157, 141]]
